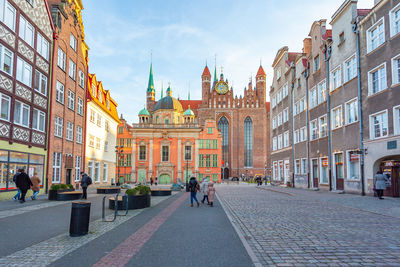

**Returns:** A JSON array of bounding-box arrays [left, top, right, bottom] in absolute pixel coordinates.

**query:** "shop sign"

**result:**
[[387, 140, 397, 150], [322, 158, 328, 167], [350, 154, 360, 162]]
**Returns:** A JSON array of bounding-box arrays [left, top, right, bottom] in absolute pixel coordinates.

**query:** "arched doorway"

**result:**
[[159, 174, 172, 184], [218, 116, 229, 176], [221, 167, 229, 180]]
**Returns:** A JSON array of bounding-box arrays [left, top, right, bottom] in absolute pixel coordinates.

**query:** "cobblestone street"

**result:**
[[217, 184, 400, 266]]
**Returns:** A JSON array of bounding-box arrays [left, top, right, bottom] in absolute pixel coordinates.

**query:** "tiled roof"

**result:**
[[256, 65, 266, 76], [180, 100, 202, 111], [202, 66, 211, 77]]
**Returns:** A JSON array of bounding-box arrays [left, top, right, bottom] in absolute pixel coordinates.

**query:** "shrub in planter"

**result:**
[[122, 186, 151, 210], [48, 184, 74, 200], [66, 184, 74, 189]]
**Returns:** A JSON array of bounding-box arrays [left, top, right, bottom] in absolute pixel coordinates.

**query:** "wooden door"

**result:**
[[312, 159, 318, 188], [159, 174, 171, 184]]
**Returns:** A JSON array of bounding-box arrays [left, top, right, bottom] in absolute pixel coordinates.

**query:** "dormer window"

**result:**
[[106, 97, 110, 109], [92, 84, 97, 98], [98, 91, 102, 103]]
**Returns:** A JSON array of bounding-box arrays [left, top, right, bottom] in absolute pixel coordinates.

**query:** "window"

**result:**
[[96, 114, 101, 127], [320, 158, 329, 184], [309, 87, 317, 109], [277, 112, 282, 126], [347, 151, 360, 180], [75, 156, 81, 182], [299, 98, 305, 112], [0, 44, 13, 75], [276, 68, 281, 80], [70, 33, 77, 51], [94, 162, 100, 182], [294, 129, 299, 144], [76, 126, 83, 144], [368, 63, 387, 95], [272, 117, 276, 129], [345, 98, 358, 125], [283, 131, 289, 147], [13, 100, 30, 127], [105, 120, 109, 132], [391, 54, 400, 85], [0, 0, 16, 31], [77, 97, 83, 115], [95, 137, 100, 149], [294, 102, 299, 116], [394, 106, 400, 135], [295, 159, 300, 174], [205, 139, 211, 149], [162, 146, 169, 162], [68, 90, 75, 110], [330, 66, 342, 91], [54, 116, 63, 137], [16, 57, 32, 87], [218, 116, 229, 165], [118, 126, 123, 134], [301, 159, 307, 174], [66, 121, 73, 141], [103, 163, 108, 182], [19, 15, 34, 47], [90, 110, 95, 123], [79, 70, 85, 88], [310, 120, 317, 140], [313, 55, 320, 73], [34, 70, 47, 95], [300, 127, 307, 142], [199, 154, 204, 167], [57, 47, 65, 70], [319, 115, 327, 138], [207, 127, 213, 134], [205, 154, 211, 167], [331, 106, 343, 129], [370, 110, 388, 139], [271, 96, 276, 108], [185, 145, 192, 161], [283, 108, 288, 122], [244, 117, 253, 167], [56, 81, 64, 104], [52, 152, 61, 182], [282, 84, 288, 98], [32, 108, 45, 132], [317, 80, 326, 104], [277, 134, 282, 150], [102, 140, 107, 152], [88, 161, 94, 178], [367, 18, 385, 53], [0, 93, 10, 121], [344, 55, 357, 83], [277, 89, 282, 103], [390, 3, 400, 37], [212, 154, 218, 167], [272, 136, 277, 151], [212, 139, 218, 149], [89, 135, 94, 147], [69, 59, 76, 80], [36, 32, 49, 60]]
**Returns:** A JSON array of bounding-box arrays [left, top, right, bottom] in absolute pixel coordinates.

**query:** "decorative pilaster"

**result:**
[[149, 139, 153, 179], [132, 139, 136, 181], [177, 139, 182, 180], [195, 139, 199, 177]]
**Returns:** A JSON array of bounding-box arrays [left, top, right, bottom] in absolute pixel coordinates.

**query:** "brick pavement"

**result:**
[[217, 184, 400, 266]]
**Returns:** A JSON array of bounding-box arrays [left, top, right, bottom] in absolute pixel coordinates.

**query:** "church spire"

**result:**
[[147, 62, 155, 93]]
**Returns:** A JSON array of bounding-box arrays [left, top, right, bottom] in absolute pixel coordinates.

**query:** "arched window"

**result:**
[[218, 116, 229, 166], [244, 117, 253, 167], [164, 118, 169, 124]]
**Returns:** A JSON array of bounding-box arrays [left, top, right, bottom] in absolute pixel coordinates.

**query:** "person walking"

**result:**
[[80, 172, 92, 200], [200, 177, 209, 204], [150, 177, 153, 186], [155, 177, 158, 186], [12, 169, 21, 201], [15, 169, 32, 203], [207, 181, 216, 207], [188, 176, 200, 207], [30, 172, 41, 200], [374, 170, 388, 200]]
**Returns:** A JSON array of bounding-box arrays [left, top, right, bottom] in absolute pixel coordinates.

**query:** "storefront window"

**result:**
[[0, 162, 8, 190], [10, 152, 28, 163]]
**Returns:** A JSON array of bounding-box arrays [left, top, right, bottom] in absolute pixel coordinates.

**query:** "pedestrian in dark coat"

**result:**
[[15, 169, 32, 203], [374, 170, 388, 199], [188, 176, 200, 207], [155, 177, 158, 186], [150, 177, 153, 186], [80, 172, 92, 200]]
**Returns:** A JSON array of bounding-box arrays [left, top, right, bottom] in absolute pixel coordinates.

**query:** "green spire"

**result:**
[[213, 65, 217, 83], [160, 86, 163, 99], [166, 83, 171, 96], [147, 63, 155, 93], [188, 90, 190, 101]]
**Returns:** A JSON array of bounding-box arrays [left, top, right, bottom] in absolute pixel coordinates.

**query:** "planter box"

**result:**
[[57, 191, 82, 201], [109, 194, 150, 210], [151, 189, 172, 196], [48, 189, 74, 200]]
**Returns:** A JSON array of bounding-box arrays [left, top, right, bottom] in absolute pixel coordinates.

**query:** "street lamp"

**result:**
[[185, 146, 191, 192], [115, 145, 124, 185]]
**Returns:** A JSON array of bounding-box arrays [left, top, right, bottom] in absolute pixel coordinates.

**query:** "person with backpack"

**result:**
[[188, 176, 200, 207], [15, 169, 32, 203], [12, 169, 22, 201], [80, 172, 92, 200]]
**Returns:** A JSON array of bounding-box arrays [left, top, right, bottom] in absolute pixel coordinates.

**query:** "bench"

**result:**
[[57, 191, 82, 201], [151, 188, 172, 196], [108, 196, 125, 210], [97, 187, 121, 194]]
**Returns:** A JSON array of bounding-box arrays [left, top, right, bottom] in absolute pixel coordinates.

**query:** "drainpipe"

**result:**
[[304, 66, 310, 188], [325, 45, 333, 191], [290, 72, 295, 188], [353, 22, 365, 196]]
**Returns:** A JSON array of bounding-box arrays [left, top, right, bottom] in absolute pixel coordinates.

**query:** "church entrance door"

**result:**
[[159, 174, 171, 184]]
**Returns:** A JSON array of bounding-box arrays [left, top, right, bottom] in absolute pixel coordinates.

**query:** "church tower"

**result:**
[[201, 65, 211, 105], [146, 63, 156, 112], [256, 65, 266, 106]]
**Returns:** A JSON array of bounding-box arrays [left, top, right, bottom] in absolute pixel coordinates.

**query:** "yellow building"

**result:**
[[85, 74, 119, 186]]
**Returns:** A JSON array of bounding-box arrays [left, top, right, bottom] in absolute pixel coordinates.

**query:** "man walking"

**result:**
[[188, 176, 200, 207], [15, 169, 32, 203], [12, 169, 21, 200], [80, 172, 92, 200]]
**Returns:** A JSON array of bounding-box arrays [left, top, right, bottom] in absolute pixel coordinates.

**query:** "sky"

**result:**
[[82, 0, 374, 124]]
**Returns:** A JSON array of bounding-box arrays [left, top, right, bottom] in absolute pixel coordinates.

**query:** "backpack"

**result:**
[[87, 176, 92, 185], [13, 173, 20, 183]]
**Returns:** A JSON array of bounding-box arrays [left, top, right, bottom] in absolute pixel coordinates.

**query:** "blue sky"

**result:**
[[82, 0, 373, 123]]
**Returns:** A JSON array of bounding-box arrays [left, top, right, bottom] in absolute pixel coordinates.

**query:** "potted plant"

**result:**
[[48, 184, 74, 200], [286, 181, 291, 187], [123, 185, 151, 209]]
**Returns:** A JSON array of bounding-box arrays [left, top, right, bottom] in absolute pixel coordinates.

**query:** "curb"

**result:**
[[216, 193, 262, 267]]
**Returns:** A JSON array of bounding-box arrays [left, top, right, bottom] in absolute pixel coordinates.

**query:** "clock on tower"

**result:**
[[216, 81, 229, 95]]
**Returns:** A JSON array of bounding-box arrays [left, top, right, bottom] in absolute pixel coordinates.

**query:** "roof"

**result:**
[[180, 100, 202, 111], [147, 63, 155, 92], [138, 107, 150, 116], [153, 96, 183, 113], [272, 46, 288, 67], [183, 108, 195, 116], [202, 65, 211, 77], [256, 65, 266, 76]]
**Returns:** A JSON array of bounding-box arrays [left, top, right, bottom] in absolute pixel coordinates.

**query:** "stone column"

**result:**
[[177, 139, 182, 181], [195, 139, 199, 177], [149, 139, 153, 181], [132, 139, 136, 182]]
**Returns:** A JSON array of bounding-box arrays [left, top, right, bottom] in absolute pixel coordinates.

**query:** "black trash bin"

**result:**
[[69, 201, 91, 237]]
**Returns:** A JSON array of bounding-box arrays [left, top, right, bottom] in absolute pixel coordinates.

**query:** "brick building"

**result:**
[[0, 0, 53, 192], [46, 0, 89, 188]]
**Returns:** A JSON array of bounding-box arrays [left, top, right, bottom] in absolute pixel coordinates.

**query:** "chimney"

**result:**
[[302, 38, 312, 56]]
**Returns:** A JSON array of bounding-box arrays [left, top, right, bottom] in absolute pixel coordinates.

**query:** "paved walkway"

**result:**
[[217, 184, 400, 266]]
